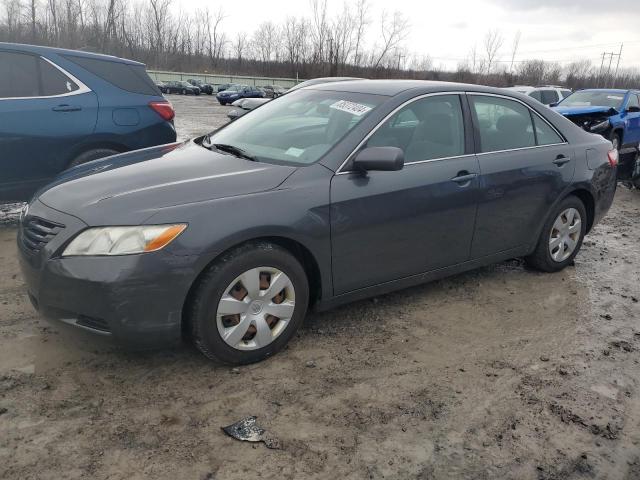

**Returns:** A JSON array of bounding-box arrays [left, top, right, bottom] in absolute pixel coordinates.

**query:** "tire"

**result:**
[[189, 241, 309, 364], [525, 195, 587, 272], [68, 148, 120, 169]]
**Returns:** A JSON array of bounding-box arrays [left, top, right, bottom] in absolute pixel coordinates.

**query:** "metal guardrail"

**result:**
[[147, 70, 301, 88]]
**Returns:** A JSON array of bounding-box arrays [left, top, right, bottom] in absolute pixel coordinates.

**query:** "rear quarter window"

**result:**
[[64, 55, 160, 96]]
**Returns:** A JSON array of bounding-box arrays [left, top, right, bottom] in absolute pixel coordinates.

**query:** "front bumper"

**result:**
[[18, 200, 195, 348]]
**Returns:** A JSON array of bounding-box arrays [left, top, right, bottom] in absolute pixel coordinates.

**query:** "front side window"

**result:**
[[626, 94, 640, 110], [471, 95, 536, 152], [204, 89, 384, 166], [365, 95, 465, 162]]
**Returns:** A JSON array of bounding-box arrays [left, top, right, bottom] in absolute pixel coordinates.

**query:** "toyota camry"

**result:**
[[18, 80, 617, 364]]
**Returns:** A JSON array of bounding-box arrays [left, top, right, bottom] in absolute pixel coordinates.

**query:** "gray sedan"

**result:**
[[18, 80, 617, 364]]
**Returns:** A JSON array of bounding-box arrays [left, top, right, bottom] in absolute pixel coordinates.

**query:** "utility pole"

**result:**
[[613, 43, 624, 87], [598, 48, 622, 88], [598, 52, 606, 88]]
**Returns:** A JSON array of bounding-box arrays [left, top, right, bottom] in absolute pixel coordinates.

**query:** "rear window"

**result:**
[[0, 51, 40, 98], [40, 59, 80, 96], [64, 55, 160, 95], [0, 51, 79, 98]]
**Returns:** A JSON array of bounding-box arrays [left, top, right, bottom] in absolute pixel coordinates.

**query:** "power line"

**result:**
[[516, 40, 640, 55]]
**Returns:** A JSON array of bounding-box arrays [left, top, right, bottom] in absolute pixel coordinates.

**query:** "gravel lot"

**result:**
[[2, 94, 640, 479]]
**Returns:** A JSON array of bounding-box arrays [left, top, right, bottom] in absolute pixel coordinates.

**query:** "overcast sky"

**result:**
[[185, 0, 640, 71]]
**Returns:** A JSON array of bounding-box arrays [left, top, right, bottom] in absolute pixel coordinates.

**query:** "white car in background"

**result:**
[[505, 85, 572, 106]]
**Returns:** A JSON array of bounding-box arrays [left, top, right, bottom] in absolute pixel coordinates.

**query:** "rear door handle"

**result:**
[[553, 155, 571, 166], [52, 104, 82, 112], [451, 172, 478, 184]]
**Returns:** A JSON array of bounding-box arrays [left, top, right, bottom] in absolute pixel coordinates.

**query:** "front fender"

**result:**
[[147, 163, 334, 302]]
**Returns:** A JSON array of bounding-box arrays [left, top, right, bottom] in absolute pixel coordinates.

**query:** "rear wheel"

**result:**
[[189, 242, 309, 364], [525, 196, 587, 272], [68, 148, 119, 169]]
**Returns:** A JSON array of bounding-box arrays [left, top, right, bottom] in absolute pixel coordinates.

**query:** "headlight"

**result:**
[[63, 224, 187, 256]]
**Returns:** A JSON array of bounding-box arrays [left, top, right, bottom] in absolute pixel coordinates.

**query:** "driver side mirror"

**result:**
[[352, 147, 404, 172], [549, 102, 559, 108], [627, 106, 640, 113]]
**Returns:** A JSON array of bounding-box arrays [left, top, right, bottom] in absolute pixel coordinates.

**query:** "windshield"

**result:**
[[203, 89, 385, 166], [560, 91, 625, 109]]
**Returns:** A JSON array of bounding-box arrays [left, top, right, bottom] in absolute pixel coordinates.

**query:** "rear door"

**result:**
[[468, 93, 575, 258], [0, 51, 98, 200], [330, 94, 480, 295]]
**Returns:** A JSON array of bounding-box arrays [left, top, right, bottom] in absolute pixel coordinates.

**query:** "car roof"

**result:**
[[578, 88, 633, 94], [0, 42, 144, 66], [308, 79, 526, 97]]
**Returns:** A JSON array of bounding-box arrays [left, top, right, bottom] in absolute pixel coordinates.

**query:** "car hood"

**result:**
[[553, 105, 618, 116], [37, 141, 297, 225]]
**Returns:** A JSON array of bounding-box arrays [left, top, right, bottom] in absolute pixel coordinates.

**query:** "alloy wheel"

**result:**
[[549, 208, 582, 262], [216, 267, 296, 351]]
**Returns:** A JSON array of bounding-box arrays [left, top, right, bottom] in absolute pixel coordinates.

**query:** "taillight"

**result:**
[[149, 101, 175, 121], [607, 149, 618, 167]]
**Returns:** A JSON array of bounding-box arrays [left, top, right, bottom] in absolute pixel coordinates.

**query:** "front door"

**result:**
[[0, 50, 98, 200], [330, 94, 479, 295]]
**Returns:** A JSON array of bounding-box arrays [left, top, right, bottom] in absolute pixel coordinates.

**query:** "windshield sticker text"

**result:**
[[330, 100, 372, 117]]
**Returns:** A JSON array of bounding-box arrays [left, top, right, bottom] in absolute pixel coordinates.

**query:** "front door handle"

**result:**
[[451, 171, 478, 184], [52, 104, 82, 112], [553, 155, 571, 166]]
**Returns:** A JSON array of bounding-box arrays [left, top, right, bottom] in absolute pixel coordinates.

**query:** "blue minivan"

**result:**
[[0, 43, 177, 201]]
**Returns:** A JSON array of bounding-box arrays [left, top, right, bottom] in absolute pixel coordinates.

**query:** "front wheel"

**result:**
[[525, 196, 587, 272], [189, 242, 309, 364], [182, 89, 187, 95]]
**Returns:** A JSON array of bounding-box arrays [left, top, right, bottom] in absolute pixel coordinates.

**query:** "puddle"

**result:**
[[590, 384, 620, 400], [0, 328, 113, 375]]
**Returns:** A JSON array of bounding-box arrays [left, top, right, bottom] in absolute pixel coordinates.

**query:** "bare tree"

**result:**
[[352, 0, 369, 67], [509, 30, 520, 74], [483, 29, 503, 74], [372, 10, 409, 69], [233, 32, 246, 64]]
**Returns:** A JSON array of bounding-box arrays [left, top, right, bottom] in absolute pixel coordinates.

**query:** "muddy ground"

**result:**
[[1, 94, 640, 479]]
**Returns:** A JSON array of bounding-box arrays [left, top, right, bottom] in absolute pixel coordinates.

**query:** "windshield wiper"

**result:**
[[211, 143, 257, 161]]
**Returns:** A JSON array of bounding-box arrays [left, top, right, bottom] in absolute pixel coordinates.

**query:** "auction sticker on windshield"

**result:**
[[330, 100, 372, 116]]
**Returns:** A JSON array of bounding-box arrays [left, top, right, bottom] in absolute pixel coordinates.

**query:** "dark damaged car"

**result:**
[[18, 80, 618, 364]]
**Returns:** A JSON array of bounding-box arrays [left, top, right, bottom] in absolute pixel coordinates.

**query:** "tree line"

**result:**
[[1, 0, 638, 89]]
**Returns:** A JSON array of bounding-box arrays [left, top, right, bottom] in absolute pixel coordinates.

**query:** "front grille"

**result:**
[[20, 216, 65, 255]]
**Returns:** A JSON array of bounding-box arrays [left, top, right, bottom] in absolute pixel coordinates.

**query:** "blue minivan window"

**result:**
[[0, 52, 78, 98], [64, 55, 160, 96], [0, 51, 39, 98]]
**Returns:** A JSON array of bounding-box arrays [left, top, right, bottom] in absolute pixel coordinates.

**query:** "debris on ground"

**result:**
[[221, 416, 279, 449]]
